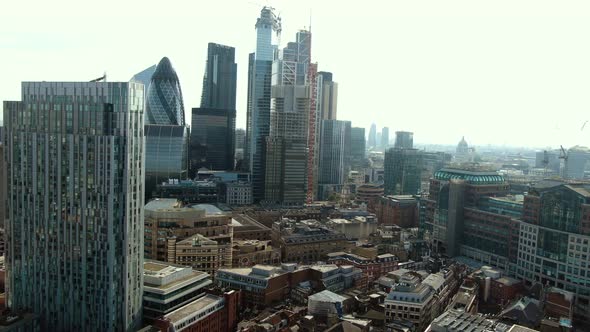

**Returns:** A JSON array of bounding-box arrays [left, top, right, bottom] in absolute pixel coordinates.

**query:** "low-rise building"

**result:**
[[326, 217, 378, 240], [231, 240, 281, 267], [272, 219, 349, 263], [308, 290, 350, 325], [384, 272, 435, 331], [426, 309, 537, 332], [231, 214, 272, 241], [171, 234, 232, 276], [144, 199, 232, 264], [376, 195, 419, 228], [219, 181, 252, 206], [151, 290, 241, 332], [143, 260, 212, 321], [327, 252, 398, 283]]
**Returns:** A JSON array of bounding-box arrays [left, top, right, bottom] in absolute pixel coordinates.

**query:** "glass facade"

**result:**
[[200, 43, 237, 110], [318, 120, 351, 187], [145, 57, 185, 126], [350, 127, 366, 169], [3, 82, 144, 331], [145, 124, 188, 198], [384, 148, 423, 195], [190, 108, 236, 172]]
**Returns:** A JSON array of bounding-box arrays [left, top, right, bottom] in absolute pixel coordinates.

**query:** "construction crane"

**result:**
[[559, 145, 568, 178]]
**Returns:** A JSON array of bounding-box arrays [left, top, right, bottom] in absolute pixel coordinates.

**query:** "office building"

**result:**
[[376, 195, 419, 228], [144, 199, 232, 265], [152, 179, 218, 204], [172, 234, 232, 276], [263, 30, 313, 206], [564, 146, 590, 179], [130, 64, 157, 92], [245, 7, 281, 201], [317, 120, 351, 200], [3, 81, 144, 331], [317, 71, 338, 121], [272, 219, 348, 263], [422, 167, 513, 264], [200, 43, 237, 110], [515, 180, 590, 321], [384, 148, 423, 195], [367, 123, 377, 149], [350, 127, 366, 169], [535, 150, 560, 174], [381, 127, 389, 150], [394, 131, 413, 149], [143, 260, 212, 321], [145, 57, 189, 198], [231, 240, 281, 267], [190, 108, 236, 172], [219, 181, 253, 206]]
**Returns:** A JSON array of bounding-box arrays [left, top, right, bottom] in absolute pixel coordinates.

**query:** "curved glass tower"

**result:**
[[146, 57, 185, 125], [144, 57, 189, 199]]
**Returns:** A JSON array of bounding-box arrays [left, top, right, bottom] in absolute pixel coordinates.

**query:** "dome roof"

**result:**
[[458, 136, 468, 148]]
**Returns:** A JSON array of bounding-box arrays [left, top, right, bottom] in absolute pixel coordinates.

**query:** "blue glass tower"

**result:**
[[146, 57, 185, 126]]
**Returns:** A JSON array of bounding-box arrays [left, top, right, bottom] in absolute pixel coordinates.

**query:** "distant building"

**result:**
[[231, 214, 272, 241], [535, 150, 561, 173], [394, 131, 413, 149], [130, 64, 157, 90], [152, 179, 218, 204], [318, 120, 351, 200], [143, 260, 212, 321], [219, 181, 252, 206], [368, 124, 377, 149], [381, 127, 390, 150], [190, 108, 236, 172], [326, 216, 378, 240], [317, 72, 338, 121], [564, 146, 590, 179], [350, 127, 367, 169], [456, 136, 468, 156], [384, 148, 423, 195]]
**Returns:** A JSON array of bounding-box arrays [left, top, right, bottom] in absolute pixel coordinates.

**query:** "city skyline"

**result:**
[[2, 0, 590, 147]]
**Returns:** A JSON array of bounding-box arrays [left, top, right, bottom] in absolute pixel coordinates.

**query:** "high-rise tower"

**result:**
[[381, 127, 390, 150], [245, 7, 281, 202], [368, 123, 377, 149], [394, 131, 413, 149], [145, 57, 188, 198], [200, 43, 237, 110], [191, 43, 237, 173], [317, 120, 351, 200], [3, 81, 144, 331]]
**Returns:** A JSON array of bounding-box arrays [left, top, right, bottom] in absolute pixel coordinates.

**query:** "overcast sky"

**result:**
[[2, 0, 590, 148]]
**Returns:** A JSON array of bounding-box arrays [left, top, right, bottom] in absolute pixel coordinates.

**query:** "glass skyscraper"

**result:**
[[350, 127, 366, 169], [145, 57, 188, 197], [190, 108, 236, 171], [200, 43, 237, 110], [245, 7, 281, 202], [317, 120, 351, 200], [3, 82, 144, 331]]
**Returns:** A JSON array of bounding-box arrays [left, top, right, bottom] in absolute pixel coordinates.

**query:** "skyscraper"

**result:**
[[394, 131, 414, 149], [245, 7, 281, 202], [191, 43, 238, 173], [368, 123, 377, 149], [145, 57, 189, 197], [564, 146, 590, 179], [317, 71, 338, 121], [318, 120, 351, 200], [190, 108, 236, 171], [381, 127, 390, 150], [384, 148, 423, 195], [350, 127, 366, 169], [130, 64, 157, 91], [264, 29, 312, 206], [200, 43, 237, 110], [3, 81, 144, 330]]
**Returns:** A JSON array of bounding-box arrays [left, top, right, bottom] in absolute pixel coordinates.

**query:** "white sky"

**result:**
[[2, 0, 590, 148]]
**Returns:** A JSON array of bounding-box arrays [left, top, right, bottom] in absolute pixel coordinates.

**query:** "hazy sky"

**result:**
[[2, 0, 590, 148]]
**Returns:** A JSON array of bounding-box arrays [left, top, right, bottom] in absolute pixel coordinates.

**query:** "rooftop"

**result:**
[[143, 260, 210, 290], [191, 204, 224, 215], [165, 294, 222, 324], [435, 168, 504, 184], [308, 290, 347, 303], [145, 198, 181, 211]]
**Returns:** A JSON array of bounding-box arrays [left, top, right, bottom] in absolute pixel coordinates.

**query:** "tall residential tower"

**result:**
[[3, 81, 144, 331]]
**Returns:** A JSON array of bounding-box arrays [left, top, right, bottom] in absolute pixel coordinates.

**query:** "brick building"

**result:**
[[376, 195, 419, 227]]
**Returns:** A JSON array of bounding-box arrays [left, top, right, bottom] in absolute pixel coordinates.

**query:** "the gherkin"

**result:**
[[146, 57, 185, 125]]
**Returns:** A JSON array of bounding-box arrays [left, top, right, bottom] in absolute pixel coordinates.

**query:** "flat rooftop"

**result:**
[[165, 294, 222, 324], [145, 198, 181, 211]]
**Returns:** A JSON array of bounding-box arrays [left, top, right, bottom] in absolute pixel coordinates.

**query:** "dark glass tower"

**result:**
[[200, 43, 237, 110], [190, 43, 237, 173], [145, 57, 188, 197], [190, 108, 236, 171], [350, 127, 366, 169]]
